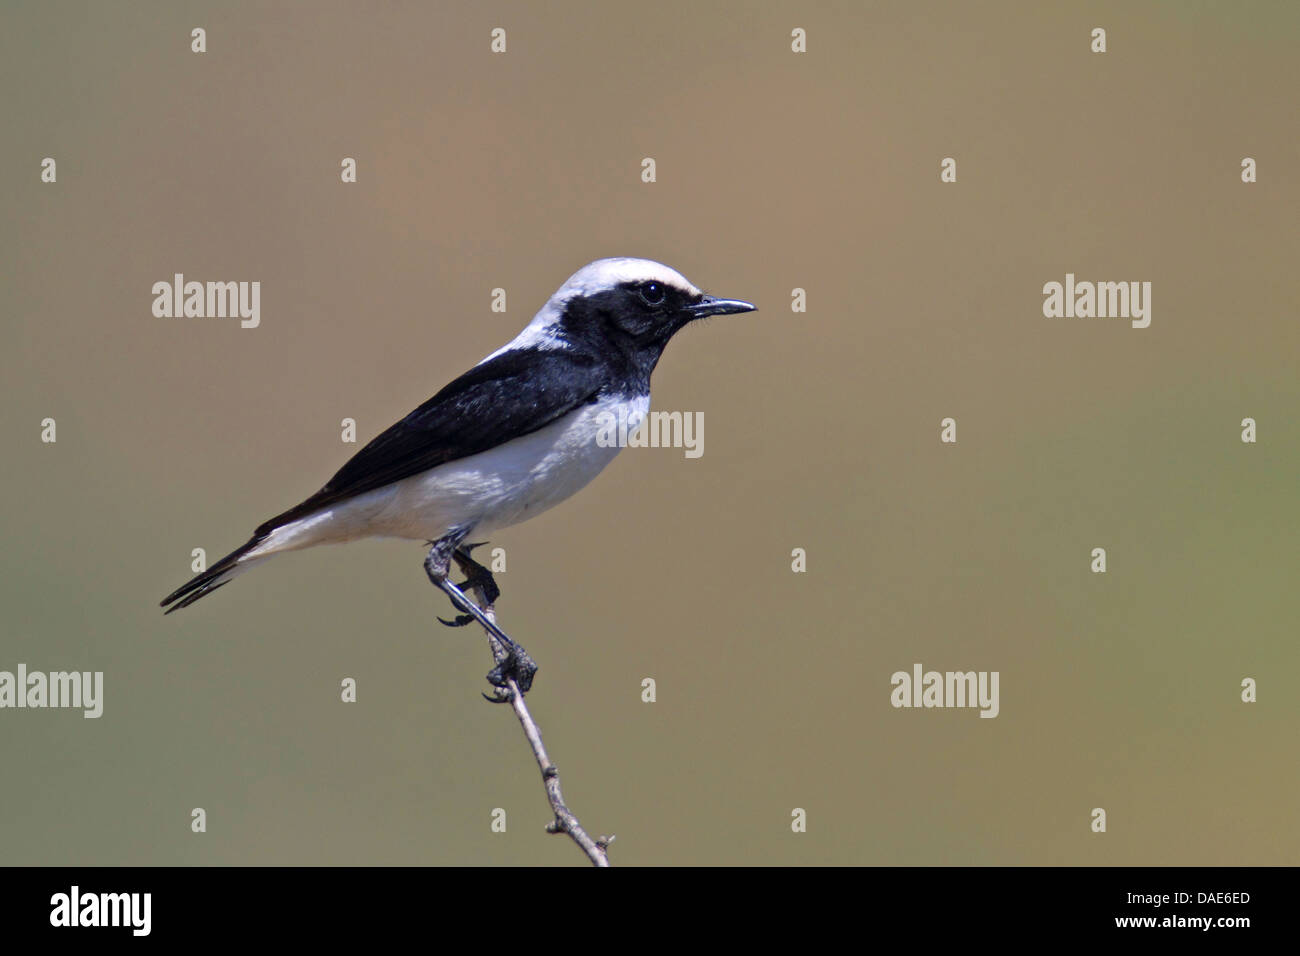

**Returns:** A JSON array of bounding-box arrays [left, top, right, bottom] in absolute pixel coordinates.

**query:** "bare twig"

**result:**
[[466, 583, 611, 867]]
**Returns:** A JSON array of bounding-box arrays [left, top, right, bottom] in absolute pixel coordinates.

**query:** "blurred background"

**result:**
[[2, 1, 1296, 865]]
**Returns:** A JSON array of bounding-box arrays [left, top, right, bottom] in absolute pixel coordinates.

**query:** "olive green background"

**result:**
[[2, 1, 1296, 865]]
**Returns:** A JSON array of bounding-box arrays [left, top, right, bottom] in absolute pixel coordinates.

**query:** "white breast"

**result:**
[[391, 391, 649, 538], [253, 393, 651, 558]]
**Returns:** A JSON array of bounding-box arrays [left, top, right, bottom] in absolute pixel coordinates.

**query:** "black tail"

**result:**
[[159, 536, 264, 614]]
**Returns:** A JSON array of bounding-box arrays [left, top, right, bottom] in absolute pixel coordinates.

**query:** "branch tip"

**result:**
[[460, 584, 611, 867]]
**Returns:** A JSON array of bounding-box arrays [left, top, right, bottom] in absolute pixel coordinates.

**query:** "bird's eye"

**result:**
[[639, 281, 666, 306]]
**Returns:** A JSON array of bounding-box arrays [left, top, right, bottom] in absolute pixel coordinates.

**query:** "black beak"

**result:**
[[687, 295, 757, 319]]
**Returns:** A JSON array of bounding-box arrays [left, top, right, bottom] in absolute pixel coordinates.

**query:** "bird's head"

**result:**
[[548, 258, 756, 354]]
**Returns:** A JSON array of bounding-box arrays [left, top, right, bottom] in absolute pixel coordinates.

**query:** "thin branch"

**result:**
[[467, 584, 611, 867]]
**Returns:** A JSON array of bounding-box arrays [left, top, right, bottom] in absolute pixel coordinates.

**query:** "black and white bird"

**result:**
[[160, 258, 755, 691]]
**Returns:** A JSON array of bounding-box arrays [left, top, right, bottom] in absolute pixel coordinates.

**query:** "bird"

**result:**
[[160, 257, 756, 693]]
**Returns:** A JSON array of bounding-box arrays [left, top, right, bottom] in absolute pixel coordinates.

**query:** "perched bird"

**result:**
[[160, 258, 756, 691]]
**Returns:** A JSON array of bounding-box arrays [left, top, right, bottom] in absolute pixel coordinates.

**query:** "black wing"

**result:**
[[254, 347, 606, 536]]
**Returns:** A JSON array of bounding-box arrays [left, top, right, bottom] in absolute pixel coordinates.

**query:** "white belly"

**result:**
[[381, 391, 648, 538], [252, 393, 649, 556]]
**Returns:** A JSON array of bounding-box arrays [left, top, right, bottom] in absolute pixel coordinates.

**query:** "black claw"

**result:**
[[486, 648, 538, 694], [481, 689, 514, 704], [438, 615, 474, 628]]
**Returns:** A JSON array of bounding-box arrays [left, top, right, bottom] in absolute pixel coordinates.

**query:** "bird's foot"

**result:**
[[482, 644, 539, 701], [438, 544, 500, 627], [425, 541, 538, 698]]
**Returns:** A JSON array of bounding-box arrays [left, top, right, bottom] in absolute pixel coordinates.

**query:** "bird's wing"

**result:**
[[254, 347, 606, 536]]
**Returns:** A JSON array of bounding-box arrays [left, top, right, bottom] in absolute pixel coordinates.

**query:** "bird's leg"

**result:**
[[424, 534, 537, 695], [436, 542, 500, 628], [456, 543, 501, 605]]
